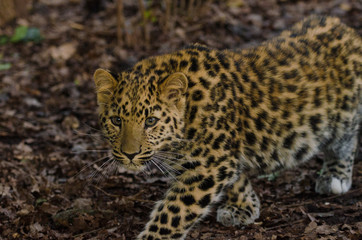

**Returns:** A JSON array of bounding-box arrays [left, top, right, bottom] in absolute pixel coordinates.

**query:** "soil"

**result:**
[[0, 0, 361, 239]]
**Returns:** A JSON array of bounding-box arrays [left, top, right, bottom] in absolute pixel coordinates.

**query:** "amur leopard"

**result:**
[[93, 16, 361, 239]]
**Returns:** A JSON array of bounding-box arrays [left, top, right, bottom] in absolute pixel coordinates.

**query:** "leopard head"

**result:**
[[93, 68, 188, 171]]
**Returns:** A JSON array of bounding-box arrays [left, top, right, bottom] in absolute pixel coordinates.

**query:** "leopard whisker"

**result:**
[[71, 149, 111, 154], [152, 158, 179, 182], [72, 129, 103, 137], [157, 151, 185, 157], [150, 159, 167, 177], [144, 161, 153, 175], [95, 157, 118, 184], [72, 128, 106, 144], [153, 155, 188, 171], [152, 157, 181, 175], [112, 159, 121, 176], [155, 153, 185, 162], [74, 154, 111, 178], [89, 157, 114, 183], [81, 122, 104, 133], [140, 161, 152, 177], [155, 151, 184, 158], [104, 158, 118, 177]]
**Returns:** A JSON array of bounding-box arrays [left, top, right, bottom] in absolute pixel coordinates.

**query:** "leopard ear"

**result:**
[[93, 69, 118, 105], [159, 72, 188, 104]]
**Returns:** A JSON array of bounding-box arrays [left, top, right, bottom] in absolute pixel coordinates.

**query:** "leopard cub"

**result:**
[[93, 16, 361, 239]]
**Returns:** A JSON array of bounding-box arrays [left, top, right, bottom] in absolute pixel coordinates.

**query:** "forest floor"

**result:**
[[0, 0, 361, 239]]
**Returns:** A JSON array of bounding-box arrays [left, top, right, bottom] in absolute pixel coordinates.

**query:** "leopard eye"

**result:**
[[110, 116, 122, 127], [145, 117, 159, 128]]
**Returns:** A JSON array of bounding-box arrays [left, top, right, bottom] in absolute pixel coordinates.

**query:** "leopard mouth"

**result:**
[[112, 152, 153, 171]]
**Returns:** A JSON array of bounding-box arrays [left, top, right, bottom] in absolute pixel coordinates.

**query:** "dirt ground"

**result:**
[[0, 0, 361, 239]]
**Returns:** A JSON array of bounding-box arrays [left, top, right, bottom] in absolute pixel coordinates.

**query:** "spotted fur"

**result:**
[[93, 16, 361, 239]]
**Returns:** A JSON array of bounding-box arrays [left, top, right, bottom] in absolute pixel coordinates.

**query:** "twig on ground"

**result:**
[[92, 185, 155, 203], [116, 0, 125, 46], [278, 187, 362, 209]]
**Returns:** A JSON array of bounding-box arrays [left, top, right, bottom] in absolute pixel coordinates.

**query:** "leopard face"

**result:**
[[94, 69, 188, 171]]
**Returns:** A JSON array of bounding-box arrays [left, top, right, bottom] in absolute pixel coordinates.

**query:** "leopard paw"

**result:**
[[315, 175, 351, 195], [216, 204, 259, 227]]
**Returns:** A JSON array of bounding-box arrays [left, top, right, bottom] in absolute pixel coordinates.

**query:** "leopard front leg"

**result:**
[[137, 165, 231, 240], [316, 130, 358, 195], [217, 174, 260, 227]]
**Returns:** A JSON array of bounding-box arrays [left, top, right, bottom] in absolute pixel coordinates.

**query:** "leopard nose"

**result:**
[[122, 150, 140, 160]]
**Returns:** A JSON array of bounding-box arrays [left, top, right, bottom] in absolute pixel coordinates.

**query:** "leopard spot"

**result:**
[[171, 233, 183, 239], [185, 213, 197, 221], [212, 133, 226, 150], [149, 225, 158, 232], [198, 194, 211, 208], [159, 227, 172, 235], [180, 195, 196, 206], [283, 131, 297, 149], [245, 132, 256, 145], [187, 127, 197, 140], [168, 205, 180, 214], [171, 216, 181, 228], [217, 166, 228, 181], [192, 90, 204, 101], [183, 174, 204, 185], [160, 212, 168, 224], [198, 176, 215, 191]]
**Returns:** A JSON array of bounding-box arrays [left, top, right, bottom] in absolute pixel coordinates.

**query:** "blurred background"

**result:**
[[0, 0, 361, 239]]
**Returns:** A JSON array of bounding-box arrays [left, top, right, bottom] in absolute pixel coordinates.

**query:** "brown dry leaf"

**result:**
[[40, 0, 67, 6], [190, 231, 199, 239], [200, 233, 214, 240], [30, 180, 40, 193], [17, 204, 34, 216], [50, 42, 77, 61], [71, 198, 92, 209], [356, 222, 362, 233], [29, 222, 44, 234], [315, 224, 338, 235], [0, 207, 16, 220], [39, 202, 60, 215], [238, 236, 248, 240], [339, 3, 352, 11], [0, 184, 11, 198], [304, 221, 318, 234], [107, 227, 118, 233], [175, 28, 186, 39], [71, 214, 96, 232], [254, 232, 264, 240], [15, 141, 33, 155], [62, 115, 80, 130], [23, 121, 41, 131], [341, 224, 356, 234], [227, 0, 245, 8], [318, 237, 337, 240], [24, 97, 42, 107]]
